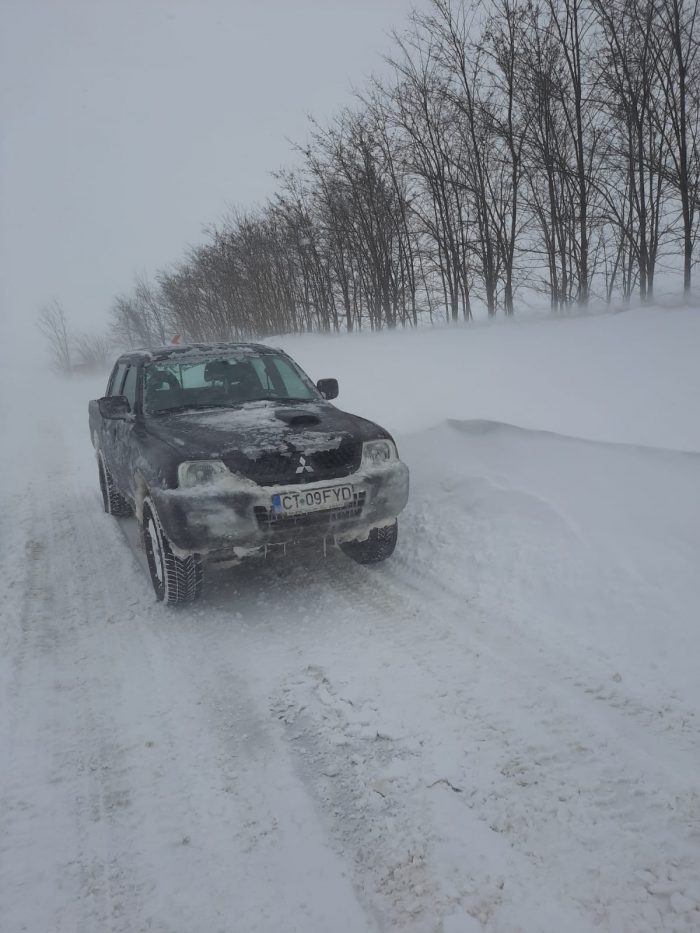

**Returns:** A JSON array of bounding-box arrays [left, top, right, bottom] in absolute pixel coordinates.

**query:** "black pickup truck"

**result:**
[[89, 343, 409, 604]]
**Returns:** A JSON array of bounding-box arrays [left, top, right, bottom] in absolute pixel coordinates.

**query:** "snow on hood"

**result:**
[[145, 399, 378, 460]]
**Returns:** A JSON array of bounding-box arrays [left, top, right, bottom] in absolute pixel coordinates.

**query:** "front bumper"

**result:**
[[150, 461, 409, 556]]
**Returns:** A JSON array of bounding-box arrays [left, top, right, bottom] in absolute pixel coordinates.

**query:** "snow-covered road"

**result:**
[[2, 308, 699, 932]]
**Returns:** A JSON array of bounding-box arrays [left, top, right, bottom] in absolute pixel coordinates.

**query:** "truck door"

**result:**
[[110, 363, 140, 497], [101, 361, 127, 476]]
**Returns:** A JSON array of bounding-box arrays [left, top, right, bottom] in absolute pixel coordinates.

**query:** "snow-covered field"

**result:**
[[1, 306, 699, 933]]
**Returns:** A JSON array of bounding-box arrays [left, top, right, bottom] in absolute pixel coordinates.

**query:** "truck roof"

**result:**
[[116, 342, 277, 364]]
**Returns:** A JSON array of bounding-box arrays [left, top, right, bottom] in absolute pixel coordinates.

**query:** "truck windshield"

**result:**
[[144, 352, 319, 414]]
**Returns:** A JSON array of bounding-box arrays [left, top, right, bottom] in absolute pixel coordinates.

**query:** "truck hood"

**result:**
[[145, 400, 389, 461]]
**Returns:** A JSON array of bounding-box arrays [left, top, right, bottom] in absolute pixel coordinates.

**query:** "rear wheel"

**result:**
[[98, 452, 133, 517], [142, 499, 203, 605], [340, 519, 398, 565]]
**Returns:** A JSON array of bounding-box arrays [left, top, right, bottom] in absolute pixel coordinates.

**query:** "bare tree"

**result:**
[[533, 0, 609, 306], [74, 332, 112, 370], [37, 300, 72, 373], [654, 0, 700, 295], [424, 0, 503, 314], [517, 6, 574, 307], [482, 0, 530, 314], [388, 21, 474, 321], [593, 0, 669, 302]]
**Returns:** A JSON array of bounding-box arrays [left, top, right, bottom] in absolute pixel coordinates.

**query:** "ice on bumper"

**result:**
[[151, 458, 409, 555]]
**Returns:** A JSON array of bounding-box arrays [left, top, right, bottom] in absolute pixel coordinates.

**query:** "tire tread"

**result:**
[[143, 501, 203, 605], [98, 454, 133, 517], [340, 519, 398, 564]]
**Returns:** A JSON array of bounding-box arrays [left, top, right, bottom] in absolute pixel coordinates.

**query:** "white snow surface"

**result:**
[[1, 306, 699, 933]]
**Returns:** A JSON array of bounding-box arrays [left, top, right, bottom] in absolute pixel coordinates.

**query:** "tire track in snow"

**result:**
[[3, 428, 376, 933], [387, 547, 700, 774], [268, 551, 700, 932], [0, 436, 158, 932], [355, 555, 700, 930]]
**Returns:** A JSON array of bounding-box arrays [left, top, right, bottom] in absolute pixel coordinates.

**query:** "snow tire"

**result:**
[[98, 452, 133, 517], [340, 519, 398, 564], [142, 499, 203, 605]]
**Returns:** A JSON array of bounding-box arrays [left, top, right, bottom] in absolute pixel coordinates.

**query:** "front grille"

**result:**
[[227, 441, 362, 486], [255, 491, 366, 531]]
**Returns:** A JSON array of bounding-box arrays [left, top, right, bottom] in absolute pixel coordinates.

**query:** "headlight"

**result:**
[[362, 439, 398, 466], [177, 460, 229, 487]]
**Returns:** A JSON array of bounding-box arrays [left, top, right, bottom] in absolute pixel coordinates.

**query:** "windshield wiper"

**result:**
[[152, 403, 229, 415], [244, 395, 311, 404]]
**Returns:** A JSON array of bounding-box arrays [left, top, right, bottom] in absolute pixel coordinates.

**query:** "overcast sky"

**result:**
[[1, 0, 431, 348]]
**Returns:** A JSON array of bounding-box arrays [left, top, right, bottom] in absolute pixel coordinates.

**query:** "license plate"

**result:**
[[272, 484, 354, 515]]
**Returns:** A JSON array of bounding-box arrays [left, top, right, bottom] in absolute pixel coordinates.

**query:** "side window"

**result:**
[[108, 363, 127, 396], [181, 363, 206, 388], [122, 365, 138, 411]]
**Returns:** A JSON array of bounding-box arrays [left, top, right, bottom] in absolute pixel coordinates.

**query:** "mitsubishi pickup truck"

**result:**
[[89, 343, 410, 604]]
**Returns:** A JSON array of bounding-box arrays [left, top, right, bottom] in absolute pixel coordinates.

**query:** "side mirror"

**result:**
[[317, 378, 339, 401], [98, 395, 131, 419]]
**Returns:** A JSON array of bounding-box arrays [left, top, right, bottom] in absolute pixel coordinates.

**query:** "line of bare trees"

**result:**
[[109, 0, 700, 347]]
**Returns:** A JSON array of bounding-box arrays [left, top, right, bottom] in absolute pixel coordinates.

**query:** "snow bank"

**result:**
[[271, 305, 700, 452]]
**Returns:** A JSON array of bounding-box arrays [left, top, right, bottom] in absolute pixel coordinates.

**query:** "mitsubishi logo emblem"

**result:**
[[295, 455, 314, 474]]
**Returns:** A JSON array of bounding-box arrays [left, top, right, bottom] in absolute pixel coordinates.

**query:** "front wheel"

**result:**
[[340, 520, 398, 564], [142, 499, 203, 605]]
